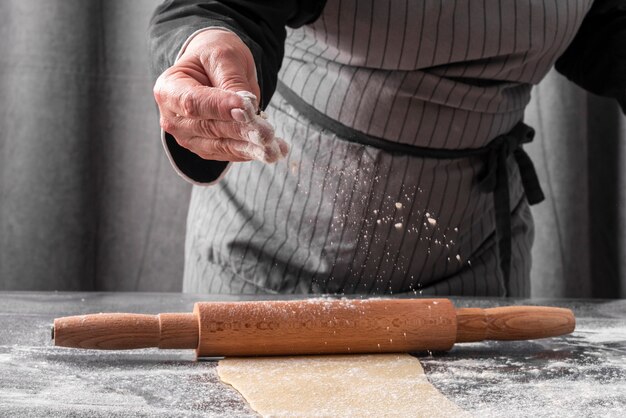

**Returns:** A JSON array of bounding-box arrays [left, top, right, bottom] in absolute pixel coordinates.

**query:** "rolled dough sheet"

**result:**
[[217, 354, 469, 417]]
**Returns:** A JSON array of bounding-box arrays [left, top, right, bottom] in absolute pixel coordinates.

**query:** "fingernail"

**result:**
[[231, 108, 251, 123], [236, 90, 257, 102], [237, 91, 259, 112]]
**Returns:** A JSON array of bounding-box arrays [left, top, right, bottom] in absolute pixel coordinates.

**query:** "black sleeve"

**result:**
[[148, 0, 326, 184], [555, 0, 626, 114]]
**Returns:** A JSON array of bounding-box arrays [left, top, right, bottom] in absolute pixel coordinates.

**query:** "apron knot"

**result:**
[[476, 122, 545, 296], [478, 123, 540, 198]]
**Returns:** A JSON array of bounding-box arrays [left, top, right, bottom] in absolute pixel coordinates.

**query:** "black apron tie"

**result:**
[[276, 81, 545, 295], [477, 123, 545, 294]]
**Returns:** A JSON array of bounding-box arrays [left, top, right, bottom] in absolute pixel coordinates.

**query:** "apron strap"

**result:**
[[477, 123, 545, 295]]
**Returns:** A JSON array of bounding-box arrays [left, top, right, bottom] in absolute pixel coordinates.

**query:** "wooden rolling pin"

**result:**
[[52, 298, 575, 357]]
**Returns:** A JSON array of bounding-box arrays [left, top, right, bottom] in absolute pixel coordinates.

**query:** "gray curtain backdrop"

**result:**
[[0, 0, 624, 297], [0, 0, 190, 292]]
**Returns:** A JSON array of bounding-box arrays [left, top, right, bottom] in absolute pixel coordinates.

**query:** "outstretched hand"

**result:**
[[153, 29, 288, 163]]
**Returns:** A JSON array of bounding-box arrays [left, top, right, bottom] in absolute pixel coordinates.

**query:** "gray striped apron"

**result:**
[[183, 0, 593, 296]]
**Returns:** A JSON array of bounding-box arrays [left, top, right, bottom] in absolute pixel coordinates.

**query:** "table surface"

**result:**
[[0, 292, 624, 417]]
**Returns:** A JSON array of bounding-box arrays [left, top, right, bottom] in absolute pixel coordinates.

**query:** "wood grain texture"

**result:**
[[52, 299, 575, 355], [158, 313, 198, 349], [456, 306, 575, 342], [54, 314, 161, 350], [455, 308, 487, 342], [53, 313, 199, 350], [195, 299, 457, 357]]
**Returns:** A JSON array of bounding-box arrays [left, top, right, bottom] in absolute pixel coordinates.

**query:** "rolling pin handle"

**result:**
[[157, 313, 199, 349], [53, 313, 161, 350], [456, 306, 575, 343], [53, 312, 200, 350]]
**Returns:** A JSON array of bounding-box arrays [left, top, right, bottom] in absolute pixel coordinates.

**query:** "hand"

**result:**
[[153, 29, 288, 163]]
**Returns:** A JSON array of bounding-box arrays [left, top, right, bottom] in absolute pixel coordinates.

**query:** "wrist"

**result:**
[[176, 27, 239, 62]]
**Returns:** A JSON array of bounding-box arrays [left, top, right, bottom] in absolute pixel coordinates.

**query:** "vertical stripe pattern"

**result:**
[[184, 0, 592, 296]]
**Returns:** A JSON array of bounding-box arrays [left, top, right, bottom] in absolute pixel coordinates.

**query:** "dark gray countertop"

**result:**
[[0, 292, 624, 417]]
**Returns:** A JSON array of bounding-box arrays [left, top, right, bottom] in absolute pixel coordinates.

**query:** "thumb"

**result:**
[[202, 39, 261, 108], [213, 61, 260, 102]]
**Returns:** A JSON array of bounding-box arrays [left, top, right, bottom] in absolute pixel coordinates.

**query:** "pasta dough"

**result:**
[[217, 354, 468, 417]]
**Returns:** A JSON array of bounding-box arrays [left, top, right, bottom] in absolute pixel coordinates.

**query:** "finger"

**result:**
[[162, 116, 276, 146], [154, 72, 253, 122], [231, 91, 258, 123], [276, 137, 290, 158], [260, 137, 290, 164], [246, 73, 262, 107], [175, 131, 288, 164], [262, 141, 283, 164], [183, 136, 265, 162]]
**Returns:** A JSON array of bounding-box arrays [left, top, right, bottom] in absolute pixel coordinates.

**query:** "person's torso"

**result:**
[[278, 0, 594, 148], [183, 0, 594, 295]]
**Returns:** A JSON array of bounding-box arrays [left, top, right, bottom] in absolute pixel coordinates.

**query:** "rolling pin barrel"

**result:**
[[193, 299, 458, 357]]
